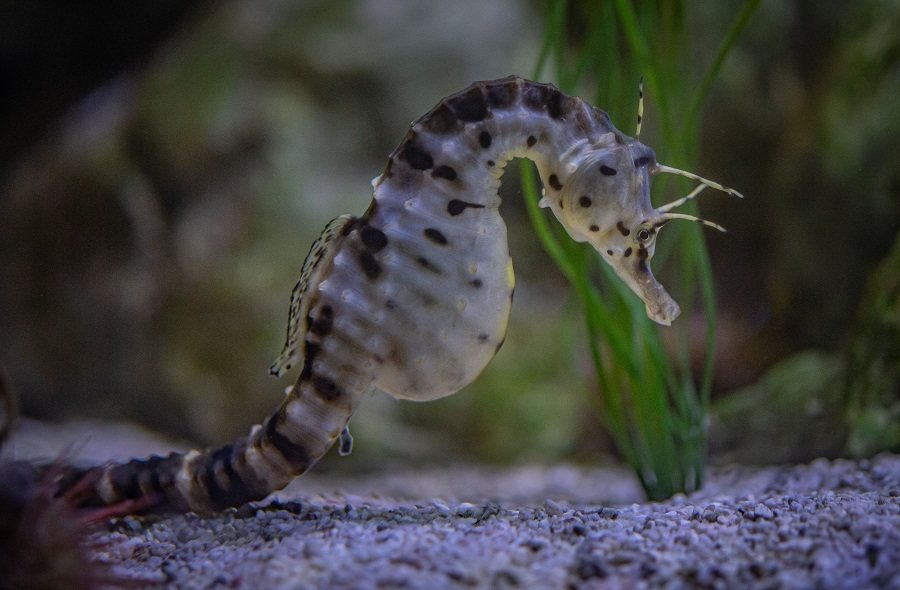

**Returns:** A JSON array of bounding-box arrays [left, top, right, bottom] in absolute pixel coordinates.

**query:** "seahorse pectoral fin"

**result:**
[[611, 257, 680, 326]]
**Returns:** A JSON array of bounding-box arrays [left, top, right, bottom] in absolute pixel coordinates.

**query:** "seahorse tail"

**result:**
[[54, 439, 261, 513], [58, 379, 360, 513]]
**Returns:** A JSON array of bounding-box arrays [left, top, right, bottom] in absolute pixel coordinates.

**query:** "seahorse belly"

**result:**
[[362, 197, 513, 401]]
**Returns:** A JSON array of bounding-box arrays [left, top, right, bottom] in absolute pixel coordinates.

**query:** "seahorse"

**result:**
[[56, 77, 740, 514]]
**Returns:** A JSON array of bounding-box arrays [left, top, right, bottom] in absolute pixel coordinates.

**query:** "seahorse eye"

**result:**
[[637, 228, 652, 242]]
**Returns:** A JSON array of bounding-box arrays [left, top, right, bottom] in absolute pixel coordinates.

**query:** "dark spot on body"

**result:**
[[228, 438, 266, 498], [341, 218, 358, 236], [108, 463, 143, 500], [385, 299, 398, 310], [446, 88, 489, 122], [589, 225, 599, 232], [311, 374, 343, 402], [402, 144, 434, 170], [487, 160, 495, 167], [579, 196, 593, 208], [205, 445, 251, 509], [526, 135, 536, 148], [423, 228, 448, 245], [634, 155, 651, 167], [198, 453, 225, 507], [359, 250, 381, 280], [520, 82, 574, 119], [548, 174, 563, 191], [222, 444, 251, 506], [607, 250, 613, 256], [478, 333, 490, 342], [522, 82, 553, 114], [624, 247, 633, 257], [471, 278, 483, 288], [616, 221, 630, 236], [485, 80, 517, 108], [309, 306, 334, 336], [432, 165, 457, 181], [478, 130, 492, 148], [447, 199, 485, 216], [300, 340, 319, 380], [360, 225, 388, 252], [600, 165, 617, 176], [266, 415, 312, 465], [546, 89, 565, 119], [637, 246, 649, 260], [136, 455, 165, 497], [423, 104, 459, 134], [416, 256, 442, 274]]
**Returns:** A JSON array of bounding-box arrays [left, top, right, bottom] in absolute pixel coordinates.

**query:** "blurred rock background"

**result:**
[[0, 0, 896, 473]]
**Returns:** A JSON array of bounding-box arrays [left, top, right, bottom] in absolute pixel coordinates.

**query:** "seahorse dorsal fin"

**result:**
[[270, 214, 356, 377]]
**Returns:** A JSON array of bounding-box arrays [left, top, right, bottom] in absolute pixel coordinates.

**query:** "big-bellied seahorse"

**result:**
[[56, 77, 740, 514]]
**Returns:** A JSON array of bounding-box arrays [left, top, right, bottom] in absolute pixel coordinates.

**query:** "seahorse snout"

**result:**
[[610, 257, 681, 326], [641, 283, 681, 326]]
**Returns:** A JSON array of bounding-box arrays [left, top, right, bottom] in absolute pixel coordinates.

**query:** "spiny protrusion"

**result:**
[[636, 77, 644, 139], [655, 164, 744, 199], [447, 199, 485, 216]]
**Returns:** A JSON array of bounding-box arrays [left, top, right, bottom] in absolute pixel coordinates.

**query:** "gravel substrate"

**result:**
[[85, 453, 900, 589]]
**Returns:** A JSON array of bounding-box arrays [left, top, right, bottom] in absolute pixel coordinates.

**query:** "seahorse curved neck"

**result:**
[[373, 76, 621, 215]]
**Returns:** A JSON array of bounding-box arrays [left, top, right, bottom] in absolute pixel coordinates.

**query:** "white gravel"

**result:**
[[90, 454, 900, 589]]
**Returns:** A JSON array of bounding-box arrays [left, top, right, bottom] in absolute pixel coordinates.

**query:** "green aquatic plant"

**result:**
[[524, 0, 760, 500]]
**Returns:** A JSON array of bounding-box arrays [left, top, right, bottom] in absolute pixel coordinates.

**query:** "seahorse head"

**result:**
[[549, 137, 734, 326]]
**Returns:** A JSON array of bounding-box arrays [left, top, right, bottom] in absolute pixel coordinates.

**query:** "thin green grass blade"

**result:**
[[524, 0, 753, 500], [682, 0, 763, 138], [533, 0, 568, 81]]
